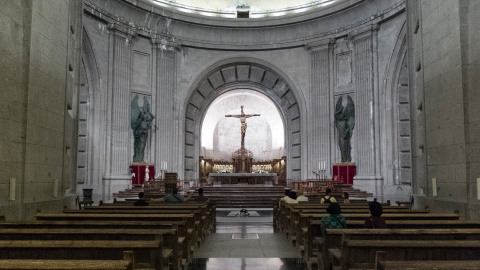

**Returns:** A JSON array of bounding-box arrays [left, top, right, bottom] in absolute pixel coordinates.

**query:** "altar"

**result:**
[[209, 173, 277, 186]]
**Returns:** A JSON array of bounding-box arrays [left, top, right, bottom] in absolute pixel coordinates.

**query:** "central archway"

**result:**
[[202, 89, 285, 160], [183, 58, 306, 181]]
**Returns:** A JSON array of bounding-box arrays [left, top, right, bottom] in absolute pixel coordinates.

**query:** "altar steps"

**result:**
[[199, 186, 285, 208], [197, 185, 372, 208], [112, 185, 143, 198]]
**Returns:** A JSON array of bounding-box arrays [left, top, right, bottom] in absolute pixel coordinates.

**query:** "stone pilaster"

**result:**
[[152, 38, 180, 176], [350, 24, 383, 192], [306, 39, 335, 179], [104, 23, 136, 179]]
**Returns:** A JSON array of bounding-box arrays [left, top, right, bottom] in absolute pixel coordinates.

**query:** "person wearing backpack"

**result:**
[[320, 188, 337, 204]]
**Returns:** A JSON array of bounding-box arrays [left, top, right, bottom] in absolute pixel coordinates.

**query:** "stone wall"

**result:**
[[0, 0, 83, 221], [408, 0, 480, 219], [79, 0, 411, 200]]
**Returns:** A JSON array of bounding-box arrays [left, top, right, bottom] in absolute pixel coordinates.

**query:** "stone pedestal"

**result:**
[[130, 163, 155, 185]]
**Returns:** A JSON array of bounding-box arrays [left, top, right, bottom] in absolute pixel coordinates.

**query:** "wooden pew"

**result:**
[[288, 208, 430, 247], [291, 212, 458, 252], [302, 218, 480, 268], [98, 202, 217, 233], [323, 229, 480, 270], [0, 220, 193, 266], [65, 205, 213, 246], [0, 238, 165, 270], [275, 201, 402, 234], [0, 228, 182, 270], [375, 251, 480, 270], [35, 213, 198, 264], [80, 203, 216, 235], [330, 237, 480, 270], [0, 252, 134, 270]]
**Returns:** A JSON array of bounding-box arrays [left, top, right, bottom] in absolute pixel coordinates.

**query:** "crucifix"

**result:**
[[225, 105, 260, 172]]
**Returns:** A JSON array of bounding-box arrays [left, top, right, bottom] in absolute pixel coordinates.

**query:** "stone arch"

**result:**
[[183, 58, 306, 180], [383, 22, 412, 189], [77, 28, 102, 190]]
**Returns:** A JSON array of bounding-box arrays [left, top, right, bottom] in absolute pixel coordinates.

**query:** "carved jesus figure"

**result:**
[[225, 106, 260, 148]]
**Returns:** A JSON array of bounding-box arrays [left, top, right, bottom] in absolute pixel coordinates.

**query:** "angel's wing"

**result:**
[[345, 95, 355, 131], [334, 96, 344, 119], [131, 95, 141, 129]]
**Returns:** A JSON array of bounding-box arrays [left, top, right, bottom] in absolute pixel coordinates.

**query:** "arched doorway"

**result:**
[[183, 58, 306, 181]]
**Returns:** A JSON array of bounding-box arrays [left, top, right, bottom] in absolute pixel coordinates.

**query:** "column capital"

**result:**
[[151, 36, 181, 52], [348, 23, 380, 41], [107, 22, 137, 42], [305, 38, 336, 52]]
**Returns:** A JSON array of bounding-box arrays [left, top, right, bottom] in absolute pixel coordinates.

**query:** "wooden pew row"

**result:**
[[82, 205, 216, 235], [330, 237, 480, 270], [291, 212, 460, 261], [78, 203, 215, 242], [375, 251, 480, 270], [276, 201, 413, 233], [286, 208, 430, 246], [286, 209, 429, 252], [0, 228, 181, 270], [274, 202, 400, 233], [0, 253, 134, 270], [321, 228, 480, 270], [35, 213, 198, 267], [96, 202, 216, 232], [111, 198, 276, 208], [296, 214, 462, 260], [35, 213, 203, 260], [0, 239, 165, 270], [0, 220, 193, 267]]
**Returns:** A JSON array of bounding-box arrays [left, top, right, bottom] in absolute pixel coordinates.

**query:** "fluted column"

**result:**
[[350, 24, 383, 183], [104, 24, 135, 179], [306, 39, 335, 179], [153, 38, 180, 175]]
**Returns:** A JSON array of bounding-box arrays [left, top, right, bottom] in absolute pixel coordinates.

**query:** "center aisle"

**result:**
[[188, 208, 307, 270]]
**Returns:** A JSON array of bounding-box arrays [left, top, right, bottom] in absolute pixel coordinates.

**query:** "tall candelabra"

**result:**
[[317, 160, 327, 181]]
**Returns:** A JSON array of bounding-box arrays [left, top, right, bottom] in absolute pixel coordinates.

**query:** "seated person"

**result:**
[[364, 198, 387, 228], [320, 202, 346, 237], [134, 192, 149, 206], [342, 192, 350, 204], [284, 191, 299, 204], [193, 188, 208, 202], [320, 188, 337, 204], [279, 189, 291, 206], [296, 190, 309, 202], [151, 188, 193, 203]]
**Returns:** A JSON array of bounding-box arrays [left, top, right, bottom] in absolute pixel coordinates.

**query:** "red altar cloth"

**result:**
[[130, 163, 155, 185], [332, 163, 356, 185]]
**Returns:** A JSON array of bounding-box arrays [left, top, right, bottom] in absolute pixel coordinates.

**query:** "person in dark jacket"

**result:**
[[364, 199, 387, 228], [134, 192, 149, 206], [193, 188, 208, 202]]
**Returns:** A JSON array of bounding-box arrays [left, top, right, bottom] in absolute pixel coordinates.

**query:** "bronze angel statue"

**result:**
[[334, 95, 355, 162], [131, 95, 155, 163]]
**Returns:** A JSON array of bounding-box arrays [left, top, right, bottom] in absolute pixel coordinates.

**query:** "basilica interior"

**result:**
[[1, 0, 480, 269]]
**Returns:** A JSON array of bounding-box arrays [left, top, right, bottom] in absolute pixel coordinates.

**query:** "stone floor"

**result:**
[[187, 208, 308, 270]]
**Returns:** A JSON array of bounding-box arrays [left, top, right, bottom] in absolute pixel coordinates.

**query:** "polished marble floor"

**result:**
[[187, 209, 308, 270], [188, 258, 307, 270]]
